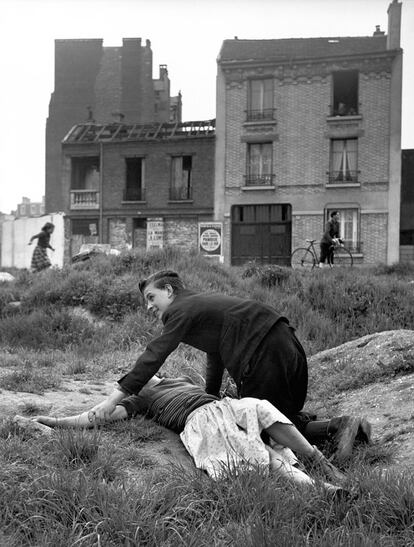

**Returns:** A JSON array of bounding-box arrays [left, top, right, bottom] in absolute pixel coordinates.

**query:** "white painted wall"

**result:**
[[1, 213, 65, 269]]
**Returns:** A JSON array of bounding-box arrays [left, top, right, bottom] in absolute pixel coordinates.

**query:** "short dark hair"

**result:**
[[330, 211, 339, 218], [42, 222, 55, 231], [139, 270, 185, 295]]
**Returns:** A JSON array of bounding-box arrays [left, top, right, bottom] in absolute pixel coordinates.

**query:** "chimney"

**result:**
[[387, 0, 402, 50], [373, 25, 385, 36]]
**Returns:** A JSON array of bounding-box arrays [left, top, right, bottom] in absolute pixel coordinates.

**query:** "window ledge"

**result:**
[[168, 200, 194, 204], [121, 200, 146, 204], [241, 185, 276, 191], [326, 183, 360, 188], [326, 115, 362, 122], [243, 119, 277, 127]]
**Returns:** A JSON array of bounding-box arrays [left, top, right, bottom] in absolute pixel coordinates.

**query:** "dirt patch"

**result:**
[[308, 330, 414, 472]]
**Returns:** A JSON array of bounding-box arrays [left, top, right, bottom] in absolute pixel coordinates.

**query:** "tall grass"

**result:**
[[1, 250, 414, 545]]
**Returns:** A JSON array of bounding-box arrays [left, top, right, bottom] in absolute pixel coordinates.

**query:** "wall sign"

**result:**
[[147, 218, 164, 250], [199, 222, 222, 257]]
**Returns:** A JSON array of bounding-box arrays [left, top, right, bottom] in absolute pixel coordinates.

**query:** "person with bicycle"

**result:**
[[319, 211, 343, 268]]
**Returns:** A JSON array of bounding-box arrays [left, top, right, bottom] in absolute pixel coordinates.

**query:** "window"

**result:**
[[124, 157, 145, 201], [170, 155, 192, 200], [332, 70, 359, 116], [71, 157, 100, 189], [325, 208, 360, 252], [247, 79, 274, 121], [71, 218, 99, 236], [20, 204, 26, 216], [246, 143, 274, 186], [329, 139, 358, 183]]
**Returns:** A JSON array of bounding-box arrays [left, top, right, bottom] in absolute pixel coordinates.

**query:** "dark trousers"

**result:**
[[239, 320, 308, 431], [319, 242, 332, 264]]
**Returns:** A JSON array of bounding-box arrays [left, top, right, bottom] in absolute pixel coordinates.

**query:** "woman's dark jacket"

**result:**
[[118, 289, 286, 396]]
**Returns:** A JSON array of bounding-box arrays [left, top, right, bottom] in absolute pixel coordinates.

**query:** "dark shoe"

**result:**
[[329, 416, 361, 462], [309, 446, 347, 484], [325, 484, 358, 503]]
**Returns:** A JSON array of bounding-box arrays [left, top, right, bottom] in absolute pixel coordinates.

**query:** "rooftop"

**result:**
[[63, 120, 216, 143], [218, 35, 389, 64]]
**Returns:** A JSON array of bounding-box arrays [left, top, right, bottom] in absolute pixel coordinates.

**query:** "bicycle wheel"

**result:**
[[291, 248, 316, 269], [330, 246, 353, 267]]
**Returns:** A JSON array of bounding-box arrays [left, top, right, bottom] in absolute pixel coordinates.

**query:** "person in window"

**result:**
[[33, 374, 349, 494], [319, 211, 342, 268], [28, 222, 55, 272], [90, 269, 370, 460]]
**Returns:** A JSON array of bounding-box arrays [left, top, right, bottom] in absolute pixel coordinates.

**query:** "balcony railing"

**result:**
[[123, 188, 146, 201], [169, 186, 193, 201], [245, 108, 275, 122], [327, 171, 359, 184], [244, 174, 275, 186], [70, 190, 99, 210]]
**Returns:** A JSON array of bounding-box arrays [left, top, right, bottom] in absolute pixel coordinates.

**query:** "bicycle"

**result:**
[[291, 239, 353, 269]]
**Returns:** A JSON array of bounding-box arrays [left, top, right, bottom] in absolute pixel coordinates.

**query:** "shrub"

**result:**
[[0, 308, 97, 350], [0, 363, 60, 394]]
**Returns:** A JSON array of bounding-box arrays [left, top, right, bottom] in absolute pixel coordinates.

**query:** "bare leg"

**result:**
[[265, 421, 347, 484], [35, 406, 128, 429], [265, 422, 315, 457], [265, 445, 314, 486]]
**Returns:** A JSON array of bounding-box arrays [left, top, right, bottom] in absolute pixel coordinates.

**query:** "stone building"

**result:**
[[214, 0, 402, 265], [61, 119, 215, 258], [13, 196, 45, 219], [46, 38, 182, 214]]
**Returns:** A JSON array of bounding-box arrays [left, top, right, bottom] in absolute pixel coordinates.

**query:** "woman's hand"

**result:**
[[90, 389, 126, 423]]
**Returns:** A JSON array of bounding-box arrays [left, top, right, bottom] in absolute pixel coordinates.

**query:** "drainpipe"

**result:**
[[99, 141, 103, 243]]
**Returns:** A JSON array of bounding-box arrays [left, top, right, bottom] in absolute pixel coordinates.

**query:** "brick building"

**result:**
[[46, 38, 182, 214], [14, 196, 45, 219], [61, 120, 215, 258], [214, 0, 402, 266]]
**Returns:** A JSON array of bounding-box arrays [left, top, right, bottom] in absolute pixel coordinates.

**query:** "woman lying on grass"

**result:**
[[34, 375, 350, 498]]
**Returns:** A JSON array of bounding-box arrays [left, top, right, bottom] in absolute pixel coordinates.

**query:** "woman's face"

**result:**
[[143, 282, 174, 320]]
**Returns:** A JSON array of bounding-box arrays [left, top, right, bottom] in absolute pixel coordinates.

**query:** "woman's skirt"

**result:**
[[180, 396, 297, 479], [31, 246, 51, 272]]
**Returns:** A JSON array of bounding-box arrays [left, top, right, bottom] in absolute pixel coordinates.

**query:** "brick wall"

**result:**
[[361, 213, 388, 263], [109, 218, 131, 250], [165, 218, 198, 250], [100, 137, 214, 211], [359, 74, 390, 182], [292, 214, 324, 254]]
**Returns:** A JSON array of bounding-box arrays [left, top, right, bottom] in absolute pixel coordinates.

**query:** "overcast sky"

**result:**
[[0, 0, 413, 214]]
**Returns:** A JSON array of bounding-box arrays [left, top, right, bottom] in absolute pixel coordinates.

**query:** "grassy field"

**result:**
[[0, 248, 413, 546]]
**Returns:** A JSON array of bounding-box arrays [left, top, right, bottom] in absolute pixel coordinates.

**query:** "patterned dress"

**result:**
[[180, 397, 297, 479], [30, 231, 52, 272]]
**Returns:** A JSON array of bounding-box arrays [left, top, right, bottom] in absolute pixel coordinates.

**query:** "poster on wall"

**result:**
[[147, 218, 164, 250], [199, 222, 223, 259]]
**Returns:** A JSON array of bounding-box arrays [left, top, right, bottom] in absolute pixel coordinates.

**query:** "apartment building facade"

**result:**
[[214, 0, 402, 266]]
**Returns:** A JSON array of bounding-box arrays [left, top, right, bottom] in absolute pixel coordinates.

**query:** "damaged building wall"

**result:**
[[46, 38, 181, 214]]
